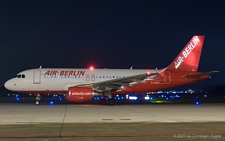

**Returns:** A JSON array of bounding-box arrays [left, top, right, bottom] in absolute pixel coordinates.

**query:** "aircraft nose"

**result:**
[[4, 80, 13, 90]]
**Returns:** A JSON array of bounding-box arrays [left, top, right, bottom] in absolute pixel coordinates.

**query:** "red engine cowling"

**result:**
[[66, 87, 93, 102]]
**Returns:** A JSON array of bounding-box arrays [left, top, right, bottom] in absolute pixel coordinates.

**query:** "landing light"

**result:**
[[144, 96, 150, 100]]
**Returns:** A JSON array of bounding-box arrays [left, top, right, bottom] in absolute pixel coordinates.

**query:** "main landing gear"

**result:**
[[100, 97, 115, 106], [108, 99, 115, 105], [35, 94, 41, 105]]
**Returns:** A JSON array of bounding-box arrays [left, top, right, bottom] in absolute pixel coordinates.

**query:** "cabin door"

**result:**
[[164, 71, 171, 84], [33, 70, 41, 84]]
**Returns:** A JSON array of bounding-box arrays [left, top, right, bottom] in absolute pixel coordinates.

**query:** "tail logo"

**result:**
[[174, 36, 200, 69]]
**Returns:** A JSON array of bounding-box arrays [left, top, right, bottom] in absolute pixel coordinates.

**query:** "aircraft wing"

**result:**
[[183, 71, 219, 78], [76, 72, 158, 91]]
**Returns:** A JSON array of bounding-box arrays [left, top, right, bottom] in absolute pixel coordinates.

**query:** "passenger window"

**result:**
[[21, 74, 25, 78]]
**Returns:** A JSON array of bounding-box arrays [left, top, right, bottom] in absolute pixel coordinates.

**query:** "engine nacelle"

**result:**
[[67, 87, 93, 102]]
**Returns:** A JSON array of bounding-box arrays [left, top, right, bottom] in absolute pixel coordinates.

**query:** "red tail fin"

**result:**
[[166, 35, 205, 72]]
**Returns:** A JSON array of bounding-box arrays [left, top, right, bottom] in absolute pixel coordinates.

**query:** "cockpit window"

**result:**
[[15, 74, 21, 78], [15, 74, 25, 78]]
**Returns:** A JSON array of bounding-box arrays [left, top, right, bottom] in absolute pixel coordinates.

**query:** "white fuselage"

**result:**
[[4, 68, 160, 94]]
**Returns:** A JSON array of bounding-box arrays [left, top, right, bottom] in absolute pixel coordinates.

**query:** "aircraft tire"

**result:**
[[100, 99, 106, 105], [35, 101, 40, 105], [108, 99, 114, 106]]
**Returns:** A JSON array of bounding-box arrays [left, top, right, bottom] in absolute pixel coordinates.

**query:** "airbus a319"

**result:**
[[4, 35, 218, 105]]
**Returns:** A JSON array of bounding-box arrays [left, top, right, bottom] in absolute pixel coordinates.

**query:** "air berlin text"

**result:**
[[175, 36, 200, 69], [44, 70, 85, 76]]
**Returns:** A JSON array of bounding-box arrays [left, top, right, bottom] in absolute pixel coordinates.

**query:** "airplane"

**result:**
[[4, 35, 218, 105]]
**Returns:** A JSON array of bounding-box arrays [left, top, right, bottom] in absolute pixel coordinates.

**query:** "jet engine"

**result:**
[[66, 87, 93, 102]]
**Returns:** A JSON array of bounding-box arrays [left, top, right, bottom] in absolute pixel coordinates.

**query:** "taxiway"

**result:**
[[0, 103, 224, 141]]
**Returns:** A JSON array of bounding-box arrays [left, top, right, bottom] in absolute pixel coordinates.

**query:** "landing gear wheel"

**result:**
[[100, 99, 107, 105], [108, 99, 115, 106], [35, 101, 40, 105], [35, 94, 41, 105]]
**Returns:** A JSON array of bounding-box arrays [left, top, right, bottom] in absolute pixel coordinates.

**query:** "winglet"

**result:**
[[166, 36, 205, 72]]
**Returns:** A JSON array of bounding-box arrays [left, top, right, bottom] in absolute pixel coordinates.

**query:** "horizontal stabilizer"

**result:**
[[183, 71, 219, 78]]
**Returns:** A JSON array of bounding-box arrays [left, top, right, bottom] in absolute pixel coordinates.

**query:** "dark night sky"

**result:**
[[0, 0, 224, 89]]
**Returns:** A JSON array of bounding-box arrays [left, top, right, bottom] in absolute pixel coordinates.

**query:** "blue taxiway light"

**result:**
[[50, 101, 54, 105], [196, 101, 199, 105]]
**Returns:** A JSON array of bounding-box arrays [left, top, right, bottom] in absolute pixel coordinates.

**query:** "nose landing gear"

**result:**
[[35, 94, 41, 105]]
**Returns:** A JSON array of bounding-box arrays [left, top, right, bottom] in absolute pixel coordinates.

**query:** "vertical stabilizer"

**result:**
[[166, 35, 205, 72]]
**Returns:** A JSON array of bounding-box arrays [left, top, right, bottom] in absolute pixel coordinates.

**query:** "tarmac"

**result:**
[[0, 103, 225, 141]]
